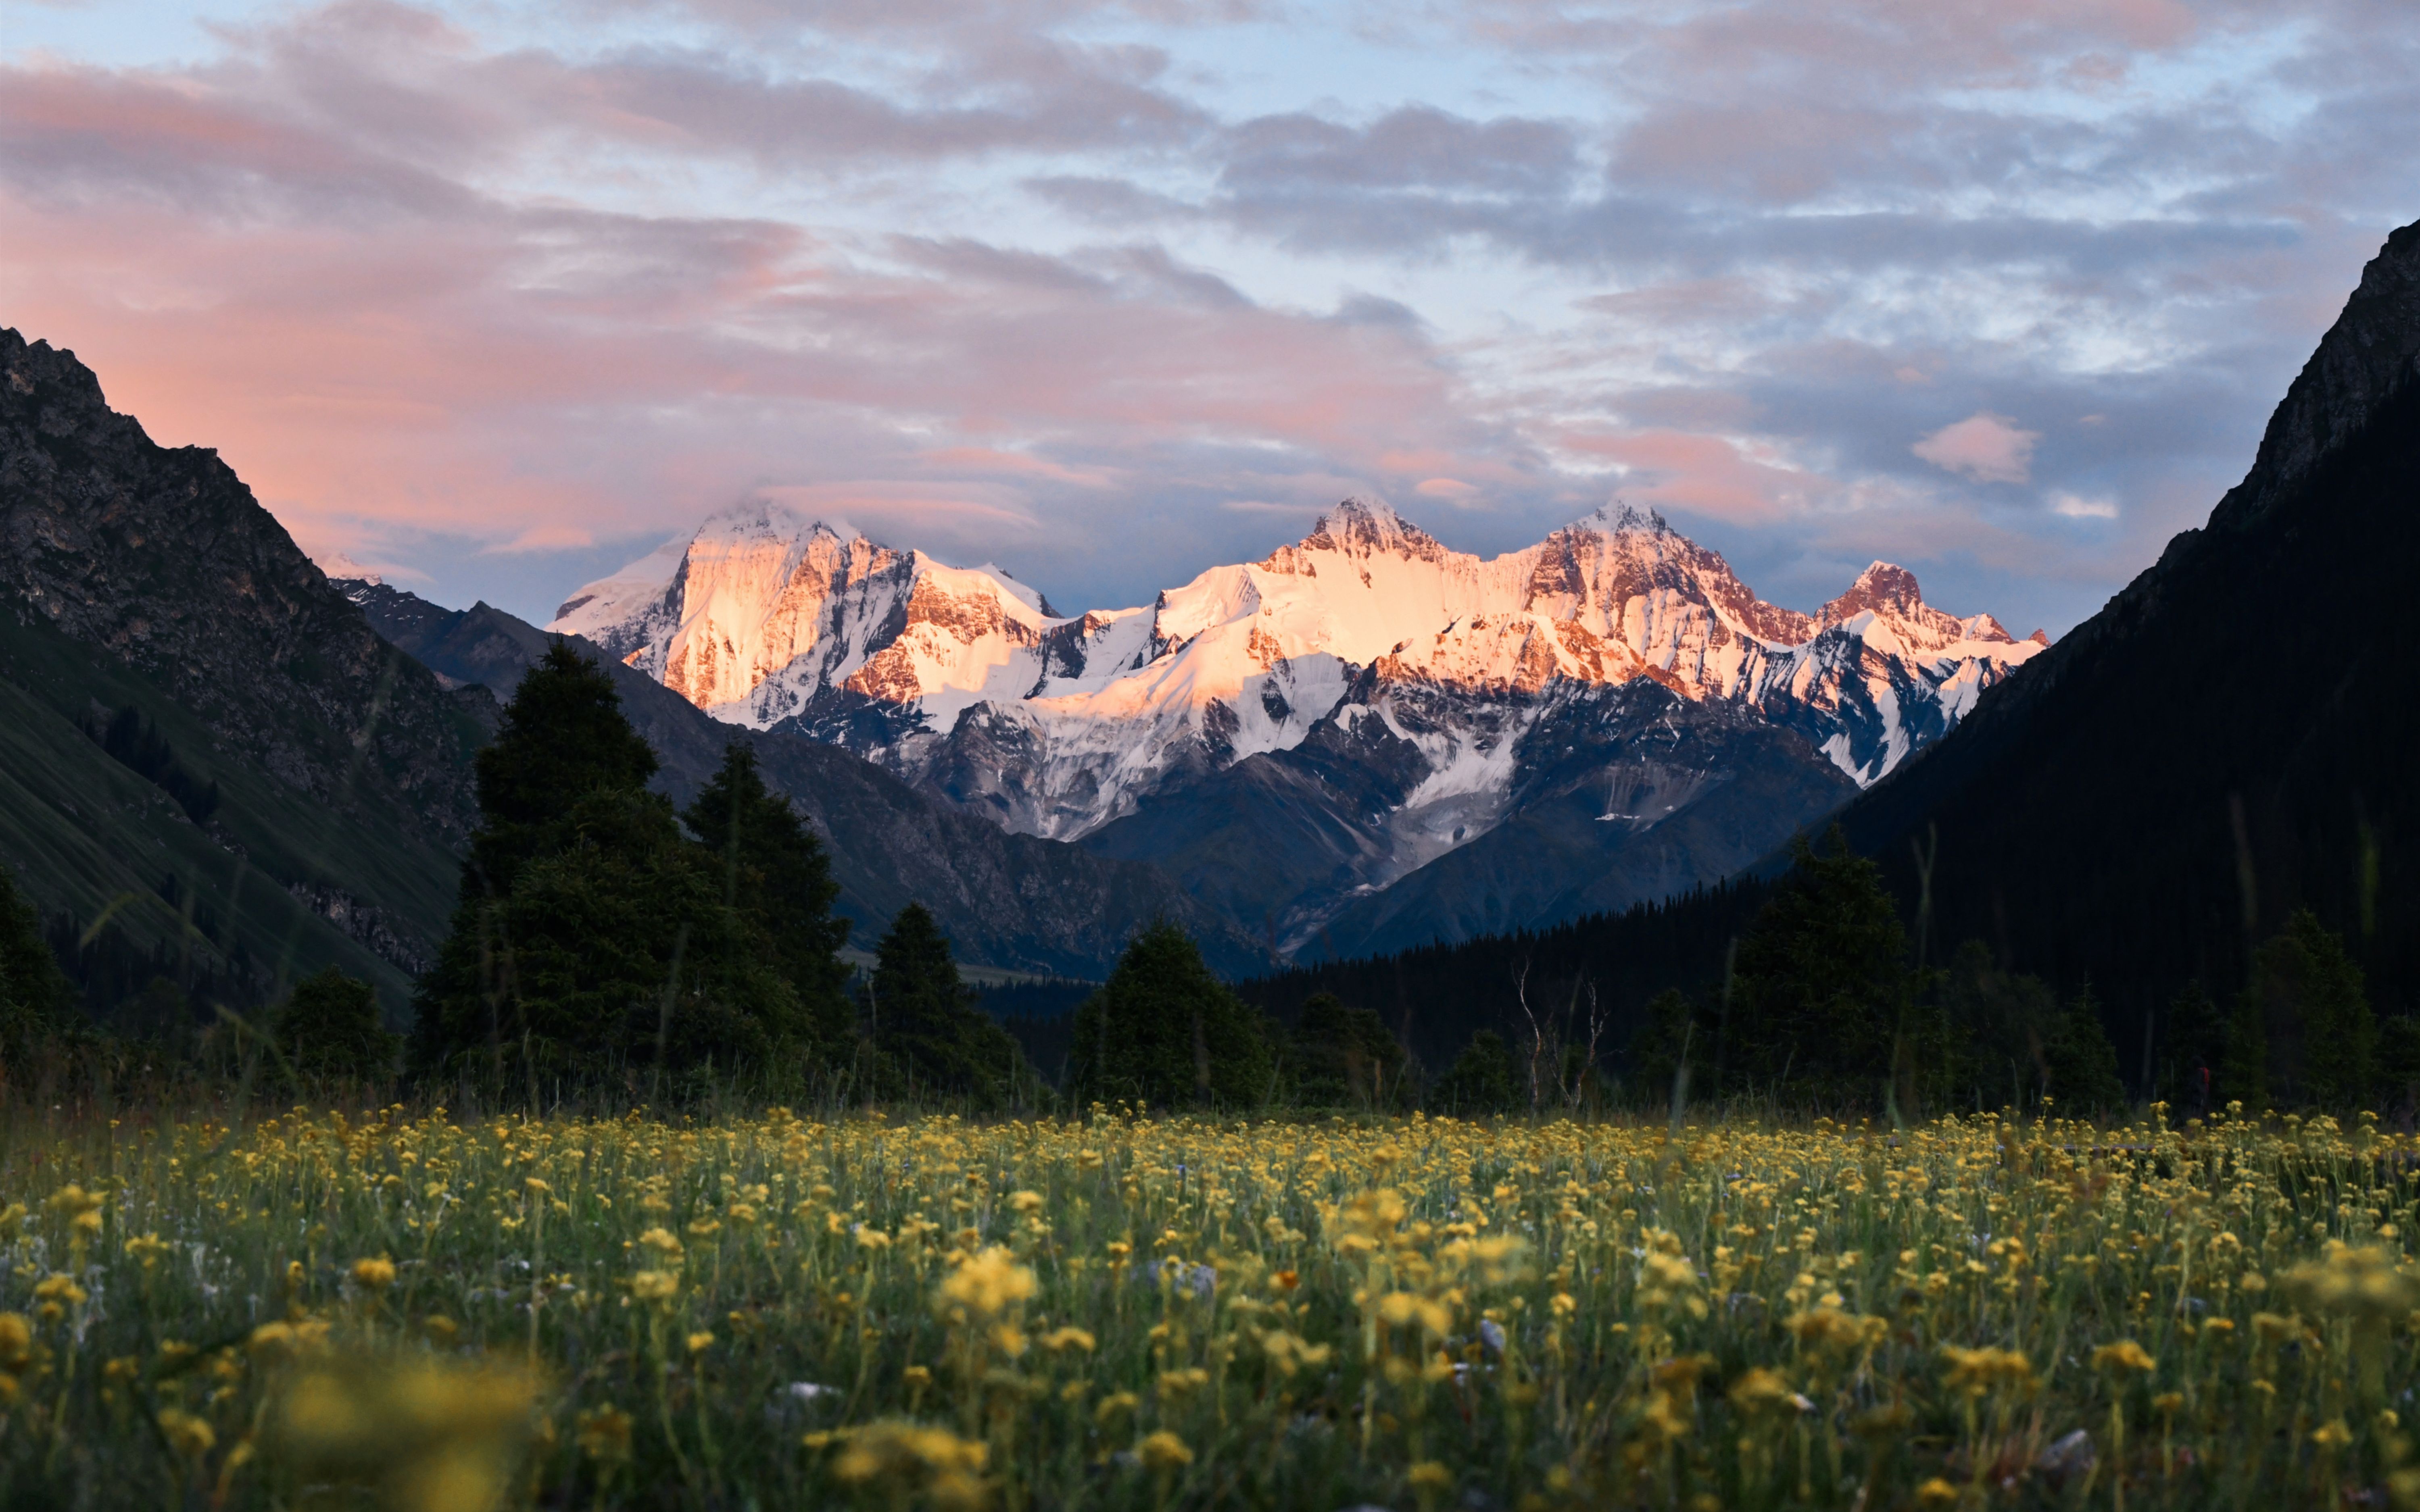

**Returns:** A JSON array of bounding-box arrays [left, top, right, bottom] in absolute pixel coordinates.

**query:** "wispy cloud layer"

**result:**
[[2, 0, 2411, 631]]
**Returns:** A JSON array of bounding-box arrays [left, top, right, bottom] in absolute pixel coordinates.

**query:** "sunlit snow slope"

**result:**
[[553, 498, 2041, 949]]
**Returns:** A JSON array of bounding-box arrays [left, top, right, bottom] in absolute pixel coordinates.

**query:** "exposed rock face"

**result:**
[[286, 882, 433, 977], [2213, 218, 2420, 530], [0, 328, 480, 850]]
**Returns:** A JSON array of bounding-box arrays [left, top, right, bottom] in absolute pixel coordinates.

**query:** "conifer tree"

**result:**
[[277, 967, 396, 1080], [2235, 909, 2374, 1109], [1940, 941, 2059, 1112], [864, 903, 1026, 1108], [2220, 990, 2270, 1114], [1431, 1029, 1518, 1114], [465, 642, 659, 898], [2281, 910, 2375, 1108], [684, 744, 854, 1052], [1289, 993, 1408, 1108], [1067, 922, 1275, 1108], [411, 644, 809, 1101], [1729, 827, 1913, 1105], [2042, 981, 2127, 1114], [1625, 988, 1703, 1110]]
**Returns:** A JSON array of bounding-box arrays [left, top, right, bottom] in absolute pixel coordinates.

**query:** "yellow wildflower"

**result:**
[[2091, 1340, 2156, 1375], [630, 1271, 680, 1303], [938, 1246, 1037, 1320], [1137, 1431, 1193, 1471], [156, 1408, 216, 1458]]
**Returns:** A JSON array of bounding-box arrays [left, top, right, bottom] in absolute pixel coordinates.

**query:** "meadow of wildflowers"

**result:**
[[0, 1101, 2415, 1510]]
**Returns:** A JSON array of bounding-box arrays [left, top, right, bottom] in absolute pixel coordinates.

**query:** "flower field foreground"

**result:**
[[2, 1105, 2417, 1510]]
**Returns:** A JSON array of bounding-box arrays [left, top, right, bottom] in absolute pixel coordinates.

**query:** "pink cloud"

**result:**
[[0, 43, 1511, 597], [1913, 412, 2041, 484]]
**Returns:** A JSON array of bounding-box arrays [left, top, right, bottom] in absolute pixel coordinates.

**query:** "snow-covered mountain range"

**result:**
[[553, 498, 2043, 953]]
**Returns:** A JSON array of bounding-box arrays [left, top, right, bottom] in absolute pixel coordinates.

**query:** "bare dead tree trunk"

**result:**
[[1514, 960, 1544, 1112], [1566, 978, 1608, 1113]]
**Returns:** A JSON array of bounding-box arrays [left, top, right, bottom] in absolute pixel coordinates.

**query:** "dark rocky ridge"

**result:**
[[1823, 216, 2420, 1030], [0, 329, 482, 850]]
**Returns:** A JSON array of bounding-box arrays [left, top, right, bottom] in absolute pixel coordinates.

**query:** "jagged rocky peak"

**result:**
[[2221, 218, 2420, 527], [1818, 561, 2018, 651], [1820, 562, 1926, 621], [0, 325, 483, 845], [1574, 500, 1671, 536], [1299, 496, 1447, 560], [1528, 500, 1814, 648]]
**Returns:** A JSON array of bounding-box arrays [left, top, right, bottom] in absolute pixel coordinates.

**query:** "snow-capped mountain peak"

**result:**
[[1300, 496, 1448, 561], [544, 499, 1055, 721], [1816, 560, 2022, 657], [1572, 500, 1671, 537], [310, 549, 385, 586], [559, 496, 2042, 844]]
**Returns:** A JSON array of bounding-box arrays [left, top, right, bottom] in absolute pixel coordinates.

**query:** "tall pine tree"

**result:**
[[1067, 922, 1275, 1109], [276, 967, 396, 1081], [463, 642, 659, 899], [1625, 988, 1704, 1112], [1728, 827, 1916, 1107], [410, 645, 810, 1101], [2042, 981, 2127, 1114], [2238, 909, 2374, 1109], [1288, 993, 1408, 1109], [2220, 989, 2269, 1114], [684, 743, 854, 1055], [1431, 1029, 1518, 1115], [863, 903, 1028, 1109]]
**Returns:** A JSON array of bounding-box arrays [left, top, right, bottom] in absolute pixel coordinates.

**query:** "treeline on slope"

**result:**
[[81, 704, 221, 824], [1231, 828, 2420, 1121], [1236, 880, 1772, 1080], [18, 643, 2410, 1123]]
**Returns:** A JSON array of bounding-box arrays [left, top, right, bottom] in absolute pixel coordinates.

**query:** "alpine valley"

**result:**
[[551, 499, 2045, 957]]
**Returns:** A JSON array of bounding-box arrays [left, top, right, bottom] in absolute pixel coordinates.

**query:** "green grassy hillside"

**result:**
[[0, 608, 469, 1023]]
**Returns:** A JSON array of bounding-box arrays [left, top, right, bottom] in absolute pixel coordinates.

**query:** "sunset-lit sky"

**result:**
[[4, 0, 2413, 632]]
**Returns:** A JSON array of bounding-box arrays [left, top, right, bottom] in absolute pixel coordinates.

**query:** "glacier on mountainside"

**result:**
[[550, 497, 2043, 866]]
